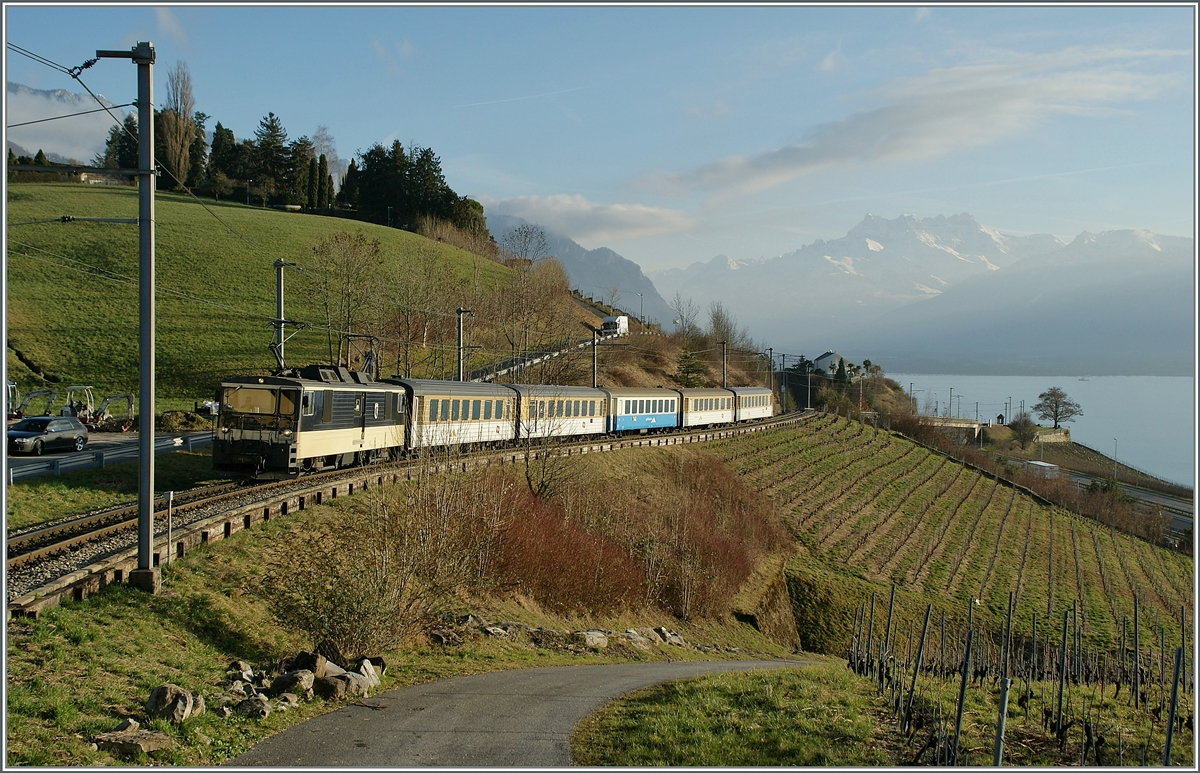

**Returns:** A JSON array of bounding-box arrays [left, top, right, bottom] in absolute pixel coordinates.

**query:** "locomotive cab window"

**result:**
[[222, 387, 277, 414], [301, 392, 315, 417]]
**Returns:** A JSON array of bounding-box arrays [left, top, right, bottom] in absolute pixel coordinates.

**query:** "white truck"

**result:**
[[601, 315, 629, 336]]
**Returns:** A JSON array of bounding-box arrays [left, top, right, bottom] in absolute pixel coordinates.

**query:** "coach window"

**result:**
[[450, 400, 459, 421], [301, 392, 315, 417], [472, 400, 481, 420], [571, 400, 578, 416], [440, 399, 450, 422], [429, 399, 439, 422], [484, 400, 492, 420]]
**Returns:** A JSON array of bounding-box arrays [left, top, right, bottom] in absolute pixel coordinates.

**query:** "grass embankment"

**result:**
[[5, 184, 509, 410], [571, 662, 901, 766], [5, 446, 793, 766], [5, 451, 224, 530]]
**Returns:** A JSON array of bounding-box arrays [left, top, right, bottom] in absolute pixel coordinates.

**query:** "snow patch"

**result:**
[[976, 255, 1001, 271], [824, 255, 861, 276], [916, 231, 971, 262], [865, 238, 884, 252], [913, 283, 942, 295], [929, 275, 949, 286]]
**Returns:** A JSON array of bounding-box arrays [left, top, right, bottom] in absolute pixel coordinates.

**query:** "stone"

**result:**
[[458, 613, 487, 628], [654, 627, 685, 646], [621, 630, 654, 650], [323, 661, 346, 677], [313, 676, 347, 701], [215, 706, 232, 719], [575, 630, 609, 649], [94, 730, 175, 756], [192, 694, 205, 717], [430, 629, 463, 646], [336, 672, 371, 698], [114, 718, 140, 732], [269, 669, 315, 696], [277, 692, 300, 708], [316, 640, 347, 669], [227, 660, 253, 676], [146, 683, 194, 724], [639, 627, 665, 643], [234, 695, 271, 718], [696, 644, 716, 653], [484, 626, 509, 638], [353, 659, 381, 689], [228, 681, 248, 698], [288, 652, 328, 680]]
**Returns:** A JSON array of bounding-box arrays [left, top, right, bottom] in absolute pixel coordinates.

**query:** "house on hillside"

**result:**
[[813, 351, 846, 375]]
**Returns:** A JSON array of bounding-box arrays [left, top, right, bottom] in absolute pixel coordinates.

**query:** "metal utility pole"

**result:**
[[780, 354, 787, 410], [97, 41, 157, 593], [807, 371, 812, 411], [273, 260, 298, 369], [636, 292, 643, 325], [456, 307, 472, 381], [720, 341, 727, 388], [766, 348, 773, 393], [592, 327, 598, 388], [949, 387, 953, 418]]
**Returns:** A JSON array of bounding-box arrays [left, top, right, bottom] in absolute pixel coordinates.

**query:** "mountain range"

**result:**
[[646, 213, 1193, 376], [486, 213, 674, 325]]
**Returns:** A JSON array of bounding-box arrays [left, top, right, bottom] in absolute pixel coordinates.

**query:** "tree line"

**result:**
[[88, 60, 487, 238]]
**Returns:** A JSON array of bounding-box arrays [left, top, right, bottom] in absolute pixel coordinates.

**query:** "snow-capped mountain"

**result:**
[[6, 82, 123, 164]]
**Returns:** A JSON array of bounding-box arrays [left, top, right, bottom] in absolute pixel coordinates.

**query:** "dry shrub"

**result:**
[[261, 456, 521, 658], [493, 493, 644, 616]]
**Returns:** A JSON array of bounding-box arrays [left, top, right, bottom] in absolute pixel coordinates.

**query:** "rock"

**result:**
[[313, 676, 347, 701], [227, 660, 253, 676], [458, 613, 487, 628], [234, 694, 271, 718], [192, 694, 205, 717], [496, 620, 530, 633], [639, 627, 665, 643], [94, 730, 175, 756], [277, 693, 300, 708], [88, 743, 98, 752], [654, 627, 686, 646], [352, 659, 381, 689], [575, 630, 609, 649], [484, 626, 509, 638], [316, 640, 347, 669], [696, 644, 716, 653], [430, 629, 463, 646], [323, 661, 346, 677], [336, 672, 371, 698], [228, 680, 249, 698], [215, 706, 232, 719], [146, 683, 194, 724], [288, 652, 328, 680], [114, 718, 140, 732], [621, 630, 654, 650], [269, 669, 315, 696]]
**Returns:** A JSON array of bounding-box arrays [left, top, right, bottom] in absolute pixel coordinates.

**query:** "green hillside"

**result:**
[[6, 184, 510, 410]]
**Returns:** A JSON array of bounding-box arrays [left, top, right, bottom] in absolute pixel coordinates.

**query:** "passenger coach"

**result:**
[[603, 387, 679, 433], [508, 384, 608, 441]]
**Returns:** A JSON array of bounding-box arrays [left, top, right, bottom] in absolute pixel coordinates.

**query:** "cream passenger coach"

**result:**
[[213, 364, 774, 479]]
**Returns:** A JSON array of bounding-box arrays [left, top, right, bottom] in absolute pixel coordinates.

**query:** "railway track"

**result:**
[[6, 411, 816, 619]]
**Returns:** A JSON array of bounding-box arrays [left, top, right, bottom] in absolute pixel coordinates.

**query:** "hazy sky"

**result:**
[[4, 4, 1195, 272]]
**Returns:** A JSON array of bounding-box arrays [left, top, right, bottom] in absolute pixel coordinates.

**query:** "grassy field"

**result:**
[[6, 184, 510, 410]]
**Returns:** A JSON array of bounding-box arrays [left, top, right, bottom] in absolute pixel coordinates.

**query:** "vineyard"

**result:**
[[711, 414, 1194, 764]]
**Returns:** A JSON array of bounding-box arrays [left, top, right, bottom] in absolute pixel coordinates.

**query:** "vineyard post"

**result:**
[[993, 675, 1011, 766], [1071, 599, 1078, 685], [1163, 646, 1183, 765], [1055, 609, 1068, 729], [1134, 596, 1140, 709], [1003, 591, 1014, 681], [1030, 612, 1037, 684], [882, 584, 896, 688], [1160, 627, 1165, 711], [866, 592, 876, 680], [939, 611, 946, 680], [952, 628, 974, 766], [1121, 616, 1127, 696], [904, 604, 932, 734]]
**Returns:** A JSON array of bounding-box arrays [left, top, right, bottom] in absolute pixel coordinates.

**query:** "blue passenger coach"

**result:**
[[603, 387, 680, 433]]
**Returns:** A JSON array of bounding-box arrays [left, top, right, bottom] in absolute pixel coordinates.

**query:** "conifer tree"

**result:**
[[307, 157, 319, 209], [317, 154, 330, 208]]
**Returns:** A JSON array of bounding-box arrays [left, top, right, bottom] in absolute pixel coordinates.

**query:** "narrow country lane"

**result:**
[[227, 659, 812, 767]]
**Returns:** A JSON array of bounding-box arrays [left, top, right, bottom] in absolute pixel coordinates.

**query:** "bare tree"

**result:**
[[670, 291, 700, 338], [1033, 386, 1082, 429], [1010, 410, 1038, 450], [501, 223, 550, 263], [304, 231, 383, 366], [159, 60, 195, 190]]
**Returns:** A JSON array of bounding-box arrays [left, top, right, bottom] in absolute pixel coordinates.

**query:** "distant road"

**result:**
[[6, 431, 213, 483], [228, 659, 811, 767], [1062, 469, 1193, 533]]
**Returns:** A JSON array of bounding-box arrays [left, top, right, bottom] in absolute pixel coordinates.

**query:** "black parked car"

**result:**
[[7, 416, 88, 455]]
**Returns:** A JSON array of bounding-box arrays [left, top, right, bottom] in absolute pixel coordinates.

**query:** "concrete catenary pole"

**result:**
[[456, 308, 471, 382], [97, 41, 157, 593]]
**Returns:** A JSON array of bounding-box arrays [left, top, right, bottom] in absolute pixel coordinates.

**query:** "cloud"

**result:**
[[818, 43, 844, 73], [914, 7, 931, 23], [5, 83, 125, 162], [372, 37, 417, 75], [643, 46, 1185, 196], [483, 194, 692, 243], [155, 8, 188, 46]]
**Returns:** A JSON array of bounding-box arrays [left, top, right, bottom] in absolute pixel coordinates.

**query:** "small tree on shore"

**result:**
[[1010, 410, 1038, 450], [1033, 386, 1082, 429]]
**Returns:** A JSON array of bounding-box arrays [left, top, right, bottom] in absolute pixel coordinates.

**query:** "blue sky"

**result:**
[[5, 4, 1195, 272]]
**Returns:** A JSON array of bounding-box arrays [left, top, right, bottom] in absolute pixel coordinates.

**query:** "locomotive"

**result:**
[[212, 364, 774, 480]]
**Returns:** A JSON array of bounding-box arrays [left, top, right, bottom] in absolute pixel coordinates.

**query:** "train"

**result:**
[[212, 364, 775, 480]]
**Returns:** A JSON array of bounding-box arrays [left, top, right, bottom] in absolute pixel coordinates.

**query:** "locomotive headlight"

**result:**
[[281, 429, 293, 436], [220, 426, 230, 433]]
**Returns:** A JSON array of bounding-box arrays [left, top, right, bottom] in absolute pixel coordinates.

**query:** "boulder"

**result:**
[[287, 652, 328, 680], [277, 693, 300, 708], [269, 669, 315, 696], [227, 680, 249, 698], [94, 730, 174, 756], [336, 672, 371, 698], [214, 706, 232, 719], [323, 661, 347, 677], [192, 693, 206, 717], [621, 630, 654, 650], [575, 630, 609, 649], [313, 676, 347, 701], [316, 640, 347, 669], [114, 718, 140, 732], [430, 629, 463, 646], [639, 627, 665, 643], [352, 659, 381, 689], [458, 613, 487, 628], [227, 660, 253, 676], [653, 627, 686, 646], [234, 694, 271, 718], [146, 684, 194, 724]]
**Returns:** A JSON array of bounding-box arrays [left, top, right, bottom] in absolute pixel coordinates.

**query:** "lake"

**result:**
[[890, 374, 1196, 489]]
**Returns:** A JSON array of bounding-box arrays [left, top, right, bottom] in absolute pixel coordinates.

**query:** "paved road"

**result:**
[[228, 659, 810, 767], [5, 430, 212, 482]]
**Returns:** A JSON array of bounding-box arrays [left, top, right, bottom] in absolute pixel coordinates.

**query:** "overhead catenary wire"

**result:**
[[6, 102, 135, 129]]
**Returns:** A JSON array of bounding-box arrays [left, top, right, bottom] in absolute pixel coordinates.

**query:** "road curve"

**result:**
[[227, 658, 812, 767]]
